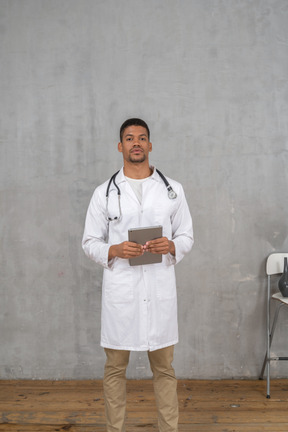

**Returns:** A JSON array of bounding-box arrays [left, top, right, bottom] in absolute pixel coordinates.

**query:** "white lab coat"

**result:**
[[82, 167, 193, 351]]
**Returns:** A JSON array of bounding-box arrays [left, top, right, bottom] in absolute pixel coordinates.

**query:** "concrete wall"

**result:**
[[1, 0, 288, 379]]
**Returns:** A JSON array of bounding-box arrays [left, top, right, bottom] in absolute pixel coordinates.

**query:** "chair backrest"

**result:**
[[266, 253, 288, 276]]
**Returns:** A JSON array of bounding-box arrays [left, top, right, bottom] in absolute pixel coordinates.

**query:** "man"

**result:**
[[82, 118, 193, 432]]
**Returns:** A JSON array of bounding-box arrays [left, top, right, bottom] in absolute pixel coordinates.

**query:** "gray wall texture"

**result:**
[[1, 0, 288, 380]]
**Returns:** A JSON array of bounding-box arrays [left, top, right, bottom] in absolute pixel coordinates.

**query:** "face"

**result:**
[[118, 125, 152, 164]]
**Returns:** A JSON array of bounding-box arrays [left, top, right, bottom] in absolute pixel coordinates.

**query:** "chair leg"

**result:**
[[266, 360, 270, 399], [260, 303, 284, 398], [259, 353, 267, 380]]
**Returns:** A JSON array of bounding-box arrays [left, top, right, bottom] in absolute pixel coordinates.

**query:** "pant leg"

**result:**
[[148, 346, 178, 432], [103, 348, 130, 432]]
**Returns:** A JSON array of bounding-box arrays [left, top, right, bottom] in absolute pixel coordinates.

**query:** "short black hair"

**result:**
[[120, 118, 150, 142]]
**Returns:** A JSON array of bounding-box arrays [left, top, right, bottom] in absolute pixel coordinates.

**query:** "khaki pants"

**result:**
[[103, 346, 178, 432]]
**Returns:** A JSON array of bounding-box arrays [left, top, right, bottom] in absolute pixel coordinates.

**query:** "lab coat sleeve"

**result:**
[[82, 188, 113, 269], [167, 184, 194, 265]]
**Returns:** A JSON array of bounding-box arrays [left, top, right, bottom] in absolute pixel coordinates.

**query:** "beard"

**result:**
[[128, 153, 146, 163]]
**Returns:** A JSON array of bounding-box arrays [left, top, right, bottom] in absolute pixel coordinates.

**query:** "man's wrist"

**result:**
[[108, 245, 117, 261], [169, 240, 175, 256]]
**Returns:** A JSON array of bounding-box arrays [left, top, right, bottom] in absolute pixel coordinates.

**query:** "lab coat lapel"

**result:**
[[117, 168, 141, 206]]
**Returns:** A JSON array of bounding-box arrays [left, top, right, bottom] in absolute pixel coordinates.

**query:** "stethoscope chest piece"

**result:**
[[168, 188, 177, 199], [156, 169, 177, 200]]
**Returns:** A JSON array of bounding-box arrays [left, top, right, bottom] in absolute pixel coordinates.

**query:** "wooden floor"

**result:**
[[0, 379, 288, 431]]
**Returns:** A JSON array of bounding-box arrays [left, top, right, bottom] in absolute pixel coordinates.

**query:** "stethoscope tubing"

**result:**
[[105, 168, 177, 222]]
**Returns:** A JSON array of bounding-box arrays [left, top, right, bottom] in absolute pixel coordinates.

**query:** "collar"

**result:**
[[116, 166, 161, 184]]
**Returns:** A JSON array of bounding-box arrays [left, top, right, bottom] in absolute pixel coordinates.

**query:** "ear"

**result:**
[[149, 141, 152, 152], [118, 142, 123, 153]]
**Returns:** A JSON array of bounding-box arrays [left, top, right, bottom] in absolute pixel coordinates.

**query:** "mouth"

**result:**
[[131, 148, 143, 154]]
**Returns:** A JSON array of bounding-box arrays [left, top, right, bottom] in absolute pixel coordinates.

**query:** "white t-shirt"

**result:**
[[125, 176, 151, 203]]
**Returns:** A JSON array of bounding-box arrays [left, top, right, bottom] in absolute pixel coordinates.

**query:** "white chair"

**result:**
[[259, 252, 288, 398]]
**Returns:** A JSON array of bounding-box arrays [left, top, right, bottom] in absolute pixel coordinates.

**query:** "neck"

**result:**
[[123, 162, 152, 179]]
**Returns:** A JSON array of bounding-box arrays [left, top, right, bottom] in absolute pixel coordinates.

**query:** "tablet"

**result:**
[[128, 225, 163, 266]]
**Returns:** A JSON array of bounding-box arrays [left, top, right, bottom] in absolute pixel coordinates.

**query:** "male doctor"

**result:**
[[82, 118, 193, 432]]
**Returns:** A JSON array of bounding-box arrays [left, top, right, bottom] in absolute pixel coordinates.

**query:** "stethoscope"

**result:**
[[105, 168, 177, 222]]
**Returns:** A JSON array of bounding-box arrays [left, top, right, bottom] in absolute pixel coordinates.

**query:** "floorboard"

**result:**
[[0, 379, 288, 431]]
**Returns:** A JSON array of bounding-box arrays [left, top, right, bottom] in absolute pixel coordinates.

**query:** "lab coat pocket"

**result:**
[[154, 204, 170, 225], [103, 266, 134, 304], [153, 203, 174, 239], [155, 266, 176, 300]]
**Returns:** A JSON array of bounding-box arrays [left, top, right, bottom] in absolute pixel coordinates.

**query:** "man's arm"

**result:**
[[82, 187, 114, 268], [144, 183, 193, 264], [168, 183, 193, 263]]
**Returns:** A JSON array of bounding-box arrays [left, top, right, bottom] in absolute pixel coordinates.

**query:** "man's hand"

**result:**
[[143, 237, 175, 256], [109, 241, 144, 260]]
